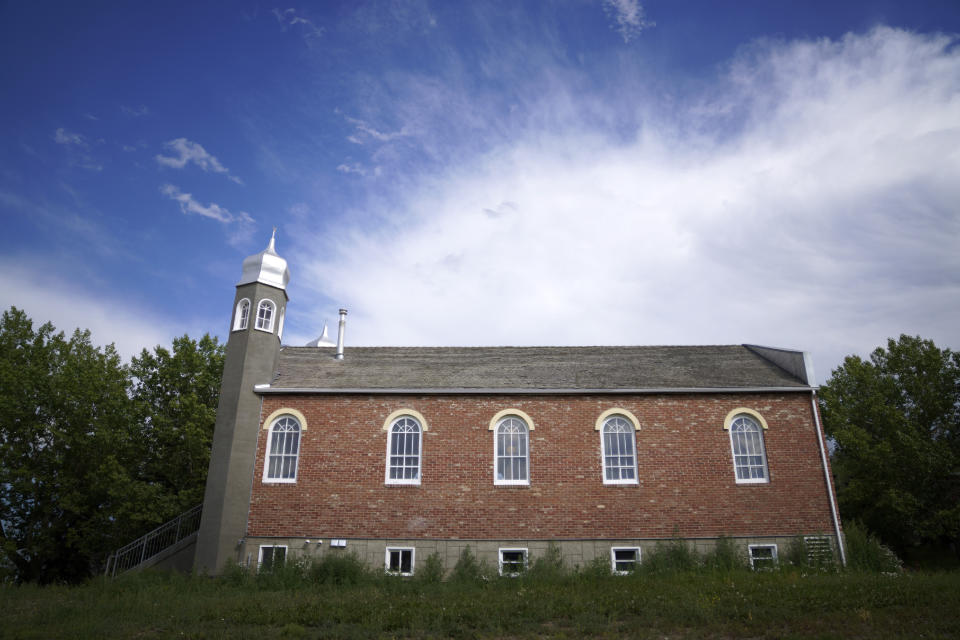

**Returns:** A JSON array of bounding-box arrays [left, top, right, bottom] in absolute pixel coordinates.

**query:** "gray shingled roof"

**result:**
[[262, 345, 811, 392]]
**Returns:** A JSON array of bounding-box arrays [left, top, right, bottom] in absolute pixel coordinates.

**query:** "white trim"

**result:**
[[384, 415, 423, 486], [723, 407, 768, 430], [599, 414, 639, 485], [262, 414, 301, 483], [277, 307, 285, 341], [384, 547, 415, 576], [727, 413, 770, 484], [610, 546, 641, 574], [594, 408, 641, 431], [233, 298, 251, 331], [498, 548, 528, 576], [488, 408, 535, 430], [257, 544, 288, 570], [255, 299, 276, 333], [262, 408, 308, 430], [493, 414, 530, 486], [748, 544, 777, 570], [382, 408, 429, 431], [255, 386, 814, 395]]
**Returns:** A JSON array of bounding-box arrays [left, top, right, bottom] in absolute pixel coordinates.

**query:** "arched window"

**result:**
[[233, 298, 250, 331], [495, 416, 529, 485], [264, 415, 300, 482], [277, 308, 285, 341], [255, 299, 275, 332], [601, 415, 638, 484], [728, 414, 769, 483], [386, 416, 422, 484]]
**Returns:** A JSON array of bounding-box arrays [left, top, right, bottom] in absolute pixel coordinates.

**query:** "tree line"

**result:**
[[0, 307, 223, 583], [1, 305, 957, 583]]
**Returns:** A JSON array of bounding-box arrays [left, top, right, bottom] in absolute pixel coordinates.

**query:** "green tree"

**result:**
[[0, 307, 133, 582], [0, 308, 224, 583], [129, 334, 224, 515], [819, 335, 960, 555]]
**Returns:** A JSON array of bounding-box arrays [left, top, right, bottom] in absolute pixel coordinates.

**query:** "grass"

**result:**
[[2, 557, 959, 639]]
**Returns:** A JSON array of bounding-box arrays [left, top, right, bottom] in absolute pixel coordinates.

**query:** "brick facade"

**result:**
[[247, 392, 836, 543]]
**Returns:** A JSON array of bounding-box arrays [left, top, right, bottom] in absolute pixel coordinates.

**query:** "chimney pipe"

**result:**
[[335, 309, 347, 360]]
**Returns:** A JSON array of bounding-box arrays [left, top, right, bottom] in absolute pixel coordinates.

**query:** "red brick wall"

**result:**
[[247, 393, 836, 540]]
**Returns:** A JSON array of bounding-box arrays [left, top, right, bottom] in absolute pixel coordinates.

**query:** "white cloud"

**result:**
[[288, 27, 960, 377], [53, 127, 86, 146], [121, 104, 150, 117], [273, 8, 324, 40], [343, 115, 410, 144], [0, 259, 183, 361], [160, 184, 255, 247], [156, 138, 243, 185], [603, 0, 654, 43]]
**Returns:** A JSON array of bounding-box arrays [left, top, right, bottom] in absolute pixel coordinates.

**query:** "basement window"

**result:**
[[748, 544, 777, 570], [385, 547, 415, 576], [498, 548, 527, 576], [610, 547, 641, 574], [258, 545, 287, 571]]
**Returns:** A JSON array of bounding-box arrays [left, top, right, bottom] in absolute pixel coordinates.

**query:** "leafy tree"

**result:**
[[0, 308, 132, 582], [0, 308, 224, 583], [129, 334, 224, 515], [819, 335, 960, 555]]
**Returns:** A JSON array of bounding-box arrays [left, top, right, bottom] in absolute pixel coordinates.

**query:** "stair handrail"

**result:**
[[105, 504, 202, 577]]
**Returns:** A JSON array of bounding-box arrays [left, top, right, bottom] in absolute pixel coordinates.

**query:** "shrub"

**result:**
[[702, 536, 748, 572], [642, 538, 700, 574], [306, 552, 371, 586], [450, 546, 489, 583], [418, 552, 445, 583], [783, 536, 838, 572], [844, 521, 902, 573], [527, 542, 566, 580]]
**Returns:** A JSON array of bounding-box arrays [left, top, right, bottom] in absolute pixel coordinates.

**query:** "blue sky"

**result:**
[[1, 1, 959, 382]]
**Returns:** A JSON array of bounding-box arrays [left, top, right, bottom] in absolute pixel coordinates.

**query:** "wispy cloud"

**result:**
[[603, 0, 654, 43], [290, 27, 960, 376], [121, 104, 150, 117], [336, 162, 368, 176], [160, 184, 252, 225], [156, 138, 243, 185], [273, 8, 324, 41], [53, 127, 87, 146], [343, 115, 410, 144], [52, 128, 103, 170]]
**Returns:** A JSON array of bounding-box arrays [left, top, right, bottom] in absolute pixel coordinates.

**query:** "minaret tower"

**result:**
[[195, 231, 290, 573]]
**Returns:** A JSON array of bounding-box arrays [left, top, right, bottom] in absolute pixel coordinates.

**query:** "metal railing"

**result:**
[[105, 504, 202, 577]]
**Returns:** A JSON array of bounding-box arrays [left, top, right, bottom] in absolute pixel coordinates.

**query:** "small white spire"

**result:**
[[237, 231, 290, 290], [306, 320, 337, 347]]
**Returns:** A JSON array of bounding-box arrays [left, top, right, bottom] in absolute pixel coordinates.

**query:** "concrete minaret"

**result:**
[[194, 231, 290, 573]]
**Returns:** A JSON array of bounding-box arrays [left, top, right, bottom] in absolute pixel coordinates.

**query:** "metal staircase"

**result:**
[[104, 504, 202, 577]]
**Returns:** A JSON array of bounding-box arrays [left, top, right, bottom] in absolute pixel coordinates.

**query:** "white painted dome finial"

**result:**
[[237, 230, 290, 290]]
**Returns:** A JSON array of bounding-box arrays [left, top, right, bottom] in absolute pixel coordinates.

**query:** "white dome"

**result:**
[[237, 231, 290, 290]]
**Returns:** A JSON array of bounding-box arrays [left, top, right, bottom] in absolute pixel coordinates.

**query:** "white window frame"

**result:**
[[255, 299, 276, 333], [600, 415, 639, 485], [385, 547, 415, 576], [233, 298, 251, 331], [277, 307, 285, 341], [498, 548, 528, 576], [385, 415, 422, 485], [727, 413, 769, 484], [610, 546, 641, 574], [748, 544, 778, 570], [494, 416, 530, 486], [263, 415, 301, 483], [257, 544, 288, 571]]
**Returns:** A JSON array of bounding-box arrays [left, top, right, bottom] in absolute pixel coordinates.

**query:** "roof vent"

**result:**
[[335, 309, 347, 360]]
